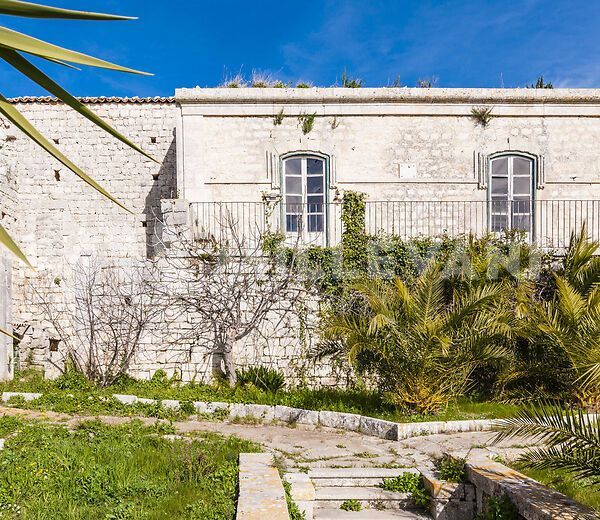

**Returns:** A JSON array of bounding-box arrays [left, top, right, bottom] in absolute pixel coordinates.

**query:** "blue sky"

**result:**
[[2, 0, 600, 97]]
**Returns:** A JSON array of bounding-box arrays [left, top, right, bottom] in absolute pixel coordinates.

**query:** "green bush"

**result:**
[[380, 473, 429, 508], [340, 499, 362, 511], [235, 366, 285, 393], [436, 456, 467, 482], [476, 496, 518, 520]]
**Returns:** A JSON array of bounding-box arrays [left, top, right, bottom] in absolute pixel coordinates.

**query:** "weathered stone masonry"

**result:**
[[2, 88, 600, 383]]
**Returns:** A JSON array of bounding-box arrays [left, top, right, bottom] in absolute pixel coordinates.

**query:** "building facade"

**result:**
[[1, 88, 599, 381]]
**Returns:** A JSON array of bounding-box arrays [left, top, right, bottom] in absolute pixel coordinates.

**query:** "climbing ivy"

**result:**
[[341, 191, 368, 274]]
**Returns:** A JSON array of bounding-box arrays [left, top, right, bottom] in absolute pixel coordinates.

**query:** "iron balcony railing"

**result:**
[[189, 200, 600, 252]]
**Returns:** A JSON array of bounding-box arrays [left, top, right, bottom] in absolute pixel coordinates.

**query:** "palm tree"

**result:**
[[498, 227, 600, 403], [0, 1, 153, 338], [0, 0, 154, 267], [320, 262, 514, 414], [495, 402, 600, 482]]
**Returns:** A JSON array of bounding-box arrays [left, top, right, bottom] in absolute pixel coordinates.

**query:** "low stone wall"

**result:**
[[465, 456, 596, 520], [1, 392, 494, 441], [237, 453, 289, 520]]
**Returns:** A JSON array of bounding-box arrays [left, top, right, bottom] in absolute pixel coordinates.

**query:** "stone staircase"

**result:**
[[303, 468, 431, 519]]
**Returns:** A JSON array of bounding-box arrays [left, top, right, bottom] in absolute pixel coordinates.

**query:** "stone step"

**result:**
[[310, 468, 419, 488], [314, 508, 430, 519], [314, 486, 414, 510], [309, 468, 419, 479]]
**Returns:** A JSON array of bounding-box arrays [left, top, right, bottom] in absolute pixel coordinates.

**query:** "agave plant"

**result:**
[[495, 402, 600, 482], [0, 0, 154, 268], [320, 262, 514, 413], [0, 1, 154, 338]]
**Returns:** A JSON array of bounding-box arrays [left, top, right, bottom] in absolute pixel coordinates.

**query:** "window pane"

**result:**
[[307, 195, 324, 213], [513, 157, 532, 176], [286, 214, 299, 232], [307, 176, 324, 194], [285, 195, 302, 214], [491, 201, 509, 214], [512, 215, 531, 232], [512, 199, 531, 214], [491, 176, 509, 196], [492, 214, 508, 232], [307, 158, 324, 176], [285, 158, 302, 176], [513, 176, 531, 196], [491, 157, 508, 176], [308, 214, 324, 232], [285, 176, 302, 194]]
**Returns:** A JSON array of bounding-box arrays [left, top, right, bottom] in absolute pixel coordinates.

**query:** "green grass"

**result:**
[[0, 369, 521, 423], [0, 416, 259, 519], [514, 465, 600, 512]]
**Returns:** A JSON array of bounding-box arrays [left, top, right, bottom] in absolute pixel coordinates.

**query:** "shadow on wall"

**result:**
[[144, 132, 177, 258]]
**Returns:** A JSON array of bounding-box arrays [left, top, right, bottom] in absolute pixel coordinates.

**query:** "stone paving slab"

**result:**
[[237, 453, 289, 520], [315, 509, 430, 519]]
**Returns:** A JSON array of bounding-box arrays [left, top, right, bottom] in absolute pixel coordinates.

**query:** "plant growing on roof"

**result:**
[[0, 0, 153, 270], [298, 113, 316, 134], [470, 106, 494, 127]]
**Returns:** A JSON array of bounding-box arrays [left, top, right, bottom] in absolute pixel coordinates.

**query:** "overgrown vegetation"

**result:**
[[435, 456, 467, 482], [471, 105, 494, 127], [379, 473, 429, 507], [0, 417, 259, 518], [298, 113, 316, 134], [476, 496, 519, 520], [528, 75, 554, 89], [340, 499, 362, 511], [0, 368, 521, 423], [236, 366, 286, 393]]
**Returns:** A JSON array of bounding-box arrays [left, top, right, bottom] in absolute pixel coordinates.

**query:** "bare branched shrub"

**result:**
[[35, 258, 160, 386], [152, 212, 305, 385]]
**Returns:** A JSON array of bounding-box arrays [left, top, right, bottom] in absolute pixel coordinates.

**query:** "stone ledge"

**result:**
[[466, 456, 597, 520], [237, 453, 289, 520]]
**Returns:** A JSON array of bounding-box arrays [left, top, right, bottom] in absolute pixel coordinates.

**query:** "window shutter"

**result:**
[[265, 145, 280, 190], [329, 154, 337, 189], [536, 154, 545, 190], [475, 151, 488, 190]]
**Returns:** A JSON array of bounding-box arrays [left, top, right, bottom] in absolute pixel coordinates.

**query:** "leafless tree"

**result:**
[[151, 208, 307, 385], [35, 258, 161, 386]]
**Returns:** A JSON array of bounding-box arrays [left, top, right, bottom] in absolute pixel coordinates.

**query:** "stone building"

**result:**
[[1, 88, 599, 382]]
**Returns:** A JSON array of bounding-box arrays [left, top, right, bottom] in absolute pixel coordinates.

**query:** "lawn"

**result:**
[[0, 416, 259, 519], [514, 464, 600, 513], [0, 369, 521, 423]]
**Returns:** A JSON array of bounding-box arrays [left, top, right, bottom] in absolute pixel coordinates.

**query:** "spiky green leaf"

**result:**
[[0, 0, 134, 20], [0, 49, 157, 162], [0, 221, 31, 267], [0, 93, 131, 214], [0, 26, 150, 74]]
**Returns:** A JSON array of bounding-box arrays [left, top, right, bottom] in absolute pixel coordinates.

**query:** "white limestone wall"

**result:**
[[177, 87, 600, 203], [0, 100, 178, 375]]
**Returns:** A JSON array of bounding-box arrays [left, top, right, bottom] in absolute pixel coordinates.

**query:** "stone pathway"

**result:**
[[0, 406, 535, 519], [0, 405, 534, 473]]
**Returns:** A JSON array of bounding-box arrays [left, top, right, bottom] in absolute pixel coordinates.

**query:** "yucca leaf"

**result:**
[[0, 221, 31, 267], [0, 94, 131, 214], [0, 26, 150, 74], [0, 49, 157, 162], [0, 0, 134, 19], [0, 324, 18, 340]]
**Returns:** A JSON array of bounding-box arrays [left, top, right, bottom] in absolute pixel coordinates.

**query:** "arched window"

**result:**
[[282, 154, 327, 236], [489, 153, 535, 233]]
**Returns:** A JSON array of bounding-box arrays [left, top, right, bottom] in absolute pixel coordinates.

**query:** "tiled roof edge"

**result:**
[[8, 96, 176, 104]]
